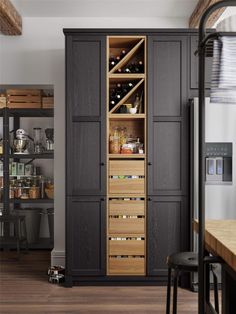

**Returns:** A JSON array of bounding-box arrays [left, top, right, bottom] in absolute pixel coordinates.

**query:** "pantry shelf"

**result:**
[[109, 74, 145, 79], [109, 114, 146, 119], [109, 154, 145, 159]]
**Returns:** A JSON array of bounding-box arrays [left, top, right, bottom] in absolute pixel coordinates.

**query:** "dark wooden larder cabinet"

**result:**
[[64, 29, 204, 284]]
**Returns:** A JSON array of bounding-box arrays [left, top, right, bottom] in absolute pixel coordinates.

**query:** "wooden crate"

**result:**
[[0, 95, 6, 108], [109, 217, 145, 234], [42, 96, 54, 108], [109, 239, 145, 255], [109, 257, 145, 275], [7, 89, 41, 108], [109, 178, 144, 195], [109, 160, 144, 176]]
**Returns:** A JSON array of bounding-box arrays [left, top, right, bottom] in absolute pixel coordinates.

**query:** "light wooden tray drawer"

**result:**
[[109, 218, 145, 234], [109, 239, 145, 255], [109, 178, 145, 194], [109, 257, 145, 275], [109, 200, 145, 215], [109, 160, 145, 176]]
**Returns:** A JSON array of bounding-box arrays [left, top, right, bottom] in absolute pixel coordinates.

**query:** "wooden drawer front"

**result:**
[[109, 160, 145, 176], [109, 218, 145, 234], [109, 200, 145, 216], [109, 178, 144, 194], [109, 257, 145, 275], [109, 240, 145, 255]]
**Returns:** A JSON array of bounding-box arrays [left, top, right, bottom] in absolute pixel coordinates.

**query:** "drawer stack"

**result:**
[[108, 160, 145, 275]]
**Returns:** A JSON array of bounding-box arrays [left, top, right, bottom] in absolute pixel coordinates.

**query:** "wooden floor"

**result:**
[[0, 250, 201, 313]]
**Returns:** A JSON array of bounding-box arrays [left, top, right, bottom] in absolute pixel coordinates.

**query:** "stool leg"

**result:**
[[166, 267, 172, 314], [211, 266, 219, 313], [173, 270, 179, 314]]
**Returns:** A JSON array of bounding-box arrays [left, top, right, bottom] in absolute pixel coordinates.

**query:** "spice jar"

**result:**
[[29, 185, 40, 199]]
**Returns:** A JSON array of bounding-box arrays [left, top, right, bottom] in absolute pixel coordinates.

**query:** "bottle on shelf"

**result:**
[[109, 56, 116, 71], [120, 49, 126, 59]]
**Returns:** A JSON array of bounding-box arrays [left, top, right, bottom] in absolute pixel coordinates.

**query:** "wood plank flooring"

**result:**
[[0, 250, 201, 313]]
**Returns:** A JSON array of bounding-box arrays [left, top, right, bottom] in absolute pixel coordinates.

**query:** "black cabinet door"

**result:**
[[66, 197, 106, 276], [190, 35, 213, 89], [66, 35, 106, 196], [147, 196, 188, 277], [148, 36, 188, 196]]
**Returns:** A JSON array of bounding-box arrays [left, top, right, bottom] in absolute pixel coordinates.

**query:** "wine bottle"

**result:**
[[138, 61, 144, 72], [116, 56, 121, 64], [115, 83, 122, 102], [120, 49, 126, 59], [109, 56, 116, 70]]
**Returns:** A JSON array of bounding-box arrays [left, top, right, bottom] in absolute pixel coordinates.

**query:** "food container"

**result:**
[[29, 186, 40, 199]]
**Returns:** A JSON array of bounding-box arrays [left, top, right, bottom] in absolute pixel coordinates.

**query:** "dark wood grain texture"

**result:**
[[66, 197, 106, 277]]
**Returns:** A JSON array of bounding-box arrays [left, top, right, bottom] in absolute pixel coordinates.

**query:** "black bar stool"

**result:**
[[166, 252, 219, 314], [0, 215, 28, 258]]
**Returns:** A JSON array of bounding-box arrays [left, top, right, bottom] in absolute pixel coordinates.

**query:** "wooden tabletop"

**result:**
[[194, 220, 236, 272]]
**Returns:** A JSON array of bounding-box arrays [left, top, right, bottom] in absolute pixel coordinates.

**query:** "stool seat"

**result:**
[[167, 252, 198, 272], [166, 251, 219, 314]]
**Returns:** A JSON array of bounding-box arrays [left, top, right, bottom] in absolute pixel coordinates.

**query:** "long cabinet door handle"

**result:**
[[148, 162, 152, 165], [100, 162, 105, 166]]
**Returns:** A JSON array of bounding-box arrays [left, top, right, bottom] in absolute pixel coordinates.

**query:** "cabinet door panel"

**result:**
[[67, 36, 106, 117], [148, 35, 188, 196], [153, 41, 181, 117], [67, 121, 105, 195], [150, 121, 182, 194], [147, 197, 187, 277], [67, 197, 106, 276]]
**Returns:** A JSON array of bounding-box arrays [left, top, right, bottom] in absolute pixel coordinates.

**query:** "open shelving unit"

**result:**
[[106, 36, 147, 276], [0, 105, 54, 249]]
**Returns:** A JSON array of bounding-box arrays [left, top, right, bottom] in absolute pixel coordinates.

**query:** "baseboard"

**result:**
[[51, 249, 65, 267]]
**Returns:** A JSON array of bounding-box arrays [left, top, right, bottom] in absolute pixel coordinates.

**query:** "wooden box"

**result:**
[[109, 199, 145, 216], [109, 257, 145, 275], [109, 160, 144, 176], [109, 178, 145, 195], [109, 239, 145, 256], [42, 96, 54, 108], [109, 217, 145, 234], [0, 95, 6, 108], [7, 89, 41, 108]]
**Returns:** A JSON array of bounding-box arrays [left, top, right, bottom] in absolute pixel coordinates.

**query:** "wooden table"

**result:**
[[194, 220, 236, 313]]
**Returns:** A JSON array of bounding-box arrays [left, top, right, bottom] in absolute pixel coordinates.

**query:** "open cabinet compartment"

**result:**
[[107, 35, 146, 276]]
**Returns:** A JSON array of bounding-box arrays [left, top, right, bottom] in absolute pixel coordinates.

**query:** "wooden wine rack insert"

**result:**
[[106, 35, 147, 276]]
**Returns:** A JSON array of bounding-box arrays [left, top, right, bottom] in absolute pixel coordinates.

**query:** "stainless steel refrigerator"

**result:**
[[190, 97, 236, 290]]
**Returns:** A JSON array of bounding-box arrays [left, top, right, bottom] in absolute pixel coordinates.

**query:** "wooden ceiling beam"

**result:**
[[189, 0, 226, 28], [0, 0, 22, 35]]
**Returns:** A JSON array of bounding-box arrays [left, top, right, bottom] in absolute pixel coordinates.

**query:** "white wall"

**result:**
[[0, 16, 188, 266]]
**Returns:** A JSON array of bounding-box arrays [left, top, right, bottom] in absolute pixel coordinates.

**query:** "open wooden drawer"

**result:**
[[109, 257, 145, 275], [109, 217, 145, 234], [109, 238, 145, 255], [109, 199, 145, 216]]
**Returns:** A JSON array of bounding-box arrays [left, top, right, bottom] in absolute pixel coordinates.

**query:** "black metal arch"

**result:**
[[198, 1, 236, 313]]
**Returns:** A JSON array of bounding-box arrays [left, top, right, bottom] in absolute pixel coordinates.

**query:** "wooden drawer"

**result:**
[[109, 257, 145, 275], [109, 178, 145, 195], [109, 200, 145, 215], [109, 239, 145, 255], [109, 160, 144, 176], [109, 218, 145, 234]]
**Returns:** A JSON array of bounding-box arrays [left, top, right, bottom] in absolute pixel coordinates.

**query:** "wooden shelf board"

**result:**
[[109, 114, 145, 119], [108, 234, 145, 238], [9, 199, 54, 204], [109, 154, 145, 159], [109, 74, 145, 79], [0, 108, 54, 117], [108, 194, 146, 198]]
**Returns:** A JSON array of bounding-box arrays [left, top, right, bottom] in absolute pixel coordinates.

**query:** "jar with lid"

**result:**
[[9, 179, 16, 199], [109, 127, 120, 154], [15, 180, 24, 199], [29, 185, 40, 199]]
